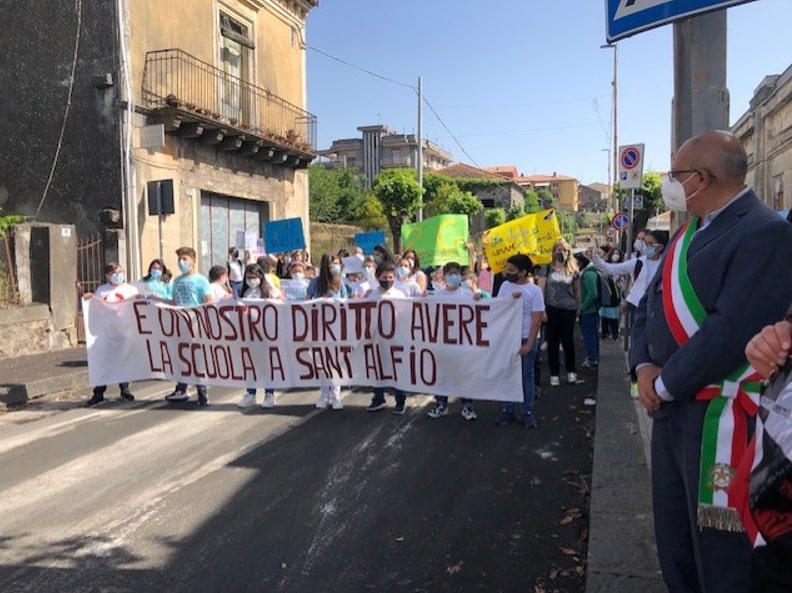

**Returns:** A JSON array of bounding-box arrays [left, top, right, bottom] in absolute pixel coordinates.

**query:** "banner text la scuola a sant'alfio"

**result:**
[[84, 296, 523, 401]]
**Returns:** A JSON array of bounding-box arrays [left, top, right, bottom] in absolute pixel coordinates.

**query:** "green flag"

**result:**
[[401, 214, 469, 267]]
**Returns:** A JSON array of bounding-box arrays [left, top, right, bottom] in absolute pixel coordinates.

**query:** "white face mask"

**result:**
[[661, 173, 699, 212], [633, 239, 645, 252], [247, 278, 261, 288]]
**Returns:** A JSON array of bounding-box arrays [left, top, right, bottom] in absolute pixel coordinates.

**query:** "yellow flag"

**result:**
[[482, 209, 561, 273]]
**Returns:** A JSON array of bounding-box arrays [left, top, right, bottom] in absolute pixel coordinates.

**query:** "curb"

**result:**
[[585, 340, 665, 592]]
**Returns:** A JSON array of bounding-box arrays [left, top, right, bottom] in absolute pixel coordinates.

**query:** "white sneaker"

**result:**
[[166, 390, 190, 402], [316, 398, 329, 409], [238, 392, 257, 408], [331, 398, 344, 410], [567, 372, 578, 384], [262, 391, 276, 408], [550, 376, 560, 387]]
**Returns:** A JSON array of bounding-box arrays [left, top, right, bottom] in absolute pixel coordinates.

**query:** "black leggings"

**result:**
[[546, 305, 577, 375]]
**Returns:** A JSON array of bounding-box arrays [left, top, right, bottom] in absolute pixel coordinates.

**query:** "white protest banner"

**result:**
[[84, 297, 523, 401]]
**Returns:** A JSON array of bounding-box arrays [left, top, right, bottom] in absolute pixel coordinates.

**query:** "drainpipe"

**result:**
[[117, 0, 141, 279]]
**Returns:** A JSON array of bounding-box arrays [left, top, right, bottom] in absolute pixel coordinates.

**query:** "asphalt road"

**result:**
[[0, 370, 596, 593]]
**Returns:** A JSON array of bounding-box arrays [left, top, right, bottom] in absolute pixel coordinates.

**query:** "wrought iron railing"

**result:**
[[142, 49, 317, 153]]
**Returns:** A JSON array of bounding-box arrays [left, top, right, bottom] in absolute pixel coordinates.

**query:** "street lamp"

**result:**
[[600, 43, 618, 213]]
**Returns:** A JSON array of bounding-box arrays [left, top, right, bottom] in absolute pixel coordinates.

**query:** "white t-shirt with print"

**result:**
[[496, 280, 545, 339]]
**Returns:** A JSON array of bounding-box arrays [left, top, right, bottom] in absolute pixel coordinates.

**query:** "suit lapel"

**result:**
[[687, 191, 755, 257]]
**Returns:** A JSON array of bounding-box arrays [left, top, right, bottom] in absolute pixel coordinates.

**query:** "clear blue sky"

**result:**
[[305, 0, 791, 186]]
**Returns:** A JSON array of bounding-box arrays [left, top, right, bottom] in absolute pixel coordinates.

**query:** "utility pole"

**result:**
[[416, 76, 424, 222], [672, 11, 728, 227], [601, 43, 618, 213]]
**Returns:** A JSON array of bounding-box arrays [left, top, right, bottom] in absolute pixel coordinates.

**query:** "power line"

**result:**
[[422, 96, 480, 168], [34, 0, 82, 222], [306, 44, 480, 166], [306, 44, 414, 90]]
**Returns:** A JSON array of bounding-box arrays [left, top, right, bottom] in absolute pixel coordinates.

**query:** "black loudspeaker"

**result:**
[[147, 179, 175, 215]]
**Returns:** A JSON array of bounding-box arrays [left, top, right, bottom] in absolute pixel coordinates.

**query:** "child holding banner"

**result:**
[[495, 254, 545, 429], [313, 253, 352, 410], [365, 262, 408, 415], [165, 247, 213, 406], [427, 262, 481, 421], [237, 264, 283, 409], [84, 263, 139, 406]]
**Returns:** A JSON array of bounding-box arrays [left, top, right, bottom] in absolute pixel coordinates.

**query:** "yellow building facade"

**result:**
[[127, 0, 317, 274]]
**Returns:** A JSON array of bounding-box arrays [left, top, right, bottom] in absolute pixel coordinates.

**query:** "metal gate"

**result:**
[[75, 233, 105, 342]]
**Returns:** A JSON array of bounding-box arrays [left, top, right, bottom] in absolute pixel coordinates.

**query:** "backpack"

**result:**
[[587, 267, 621, 308]]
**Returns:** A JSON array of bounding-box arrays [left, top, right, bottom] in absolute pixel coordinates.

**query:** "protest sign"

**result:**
[[280, 279, 308, 301], [235, 230, 258, 252], [342, 256, 363, 275], [354, 231, 385, 255], [264, 218, 306, 254], [482, 209, 561, 273], [84, 296, 522, 401], [401, 215, 468, 267]]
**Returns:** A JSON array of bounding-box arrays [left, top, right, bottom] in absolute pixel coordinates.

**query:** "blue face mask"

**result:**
[[642, 243, 659, 257], [396, 266, 409, 279], [150, 269, 163, 280], [110, 272, 125, 285], [330, 264, 342, 276], [178, 259, 191, 273], [445, 274, 462, 288]]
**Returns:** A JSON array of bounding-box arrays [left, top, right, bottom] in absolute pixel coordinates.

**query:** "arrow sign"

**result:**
[[606, 0, 759, 42]]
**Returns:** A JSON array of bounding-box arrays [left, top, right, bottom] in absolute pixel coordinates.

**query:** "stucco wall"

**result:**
[[0, 1, 122, 234]]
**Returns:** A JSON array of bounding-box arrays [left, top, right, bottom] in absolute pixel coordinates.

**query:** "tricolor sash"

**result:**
[[662, 217, 763, 536]]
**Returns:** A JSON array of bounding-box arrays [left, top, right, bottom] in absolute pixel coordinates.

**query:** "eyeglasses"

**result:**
[[666, 168, 716, 182]]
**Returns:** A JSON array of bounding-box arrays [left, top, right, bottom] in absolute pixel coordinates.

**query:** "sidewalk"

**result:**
[[586, 339, 664, 592], [0, 347, 90, 408], [0, 342, 665, 591]]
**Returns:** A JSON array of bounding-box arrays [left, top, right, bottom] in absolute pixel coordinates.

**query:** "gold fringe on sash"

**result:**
[[697, 504, 745, 532]]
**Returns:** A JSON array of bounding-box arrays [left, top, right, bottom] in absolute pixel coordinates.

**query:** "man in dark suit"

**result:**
[[630, 130, 792, 593]]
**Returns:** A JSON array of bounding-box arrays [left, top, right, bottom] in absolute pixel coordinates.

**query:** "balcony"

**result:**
[[142, 49, 317, 168]]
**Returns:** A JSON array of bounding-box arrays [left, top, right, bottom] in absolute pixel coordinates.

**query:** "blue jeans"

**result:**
[[372, 388, 405, 406], [501, 339, 537, 417], [579, 312, 600, 364]]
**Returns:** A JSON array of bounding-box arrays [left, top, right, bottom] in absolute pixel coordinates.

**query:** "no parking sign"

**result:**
[[618, 144, 645, 190]]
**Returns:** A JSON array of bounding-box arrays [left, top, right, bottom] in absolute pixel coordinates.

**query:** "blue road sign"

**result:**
[[606, 0, 758, 42], [621, 147, 640, 170], [611, 212, 630, 231]]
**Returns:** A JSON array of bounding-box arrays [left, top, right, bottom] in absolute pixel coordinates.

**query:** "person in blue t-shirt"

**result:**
[[164, 246, 213, 406]]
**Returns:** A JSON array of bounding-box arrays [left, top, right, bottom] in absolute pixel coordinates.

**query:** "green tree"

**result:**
[[536, 189, 556, 209], [634, 172, 663, 231], [505, 204, 525, 221], [484, 208, 506, 229], [523, 189, 541, 213], [424, 181, 483, 219], [308, 165, 366, 223], [354, 194, 388, 231], [372, 168, 423, 251]]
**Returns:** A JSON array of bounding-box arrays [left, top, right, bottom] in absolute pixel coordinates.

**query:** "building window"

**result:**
[[219, 12, 253, 123], [200, 192, 267, 272]]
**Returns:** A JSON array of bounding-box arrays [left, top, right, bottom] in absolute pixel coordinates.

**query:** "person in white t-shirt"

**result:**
[[227, 247, 244, 297], [208, 265, 233, 302], [365, 262, 408, 414], [395, 256, 423, 298], [426, 261, 481, 421], [237, 264, 283, 409], [83, 263, 139, 406], [495, 254, 545, 429]]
